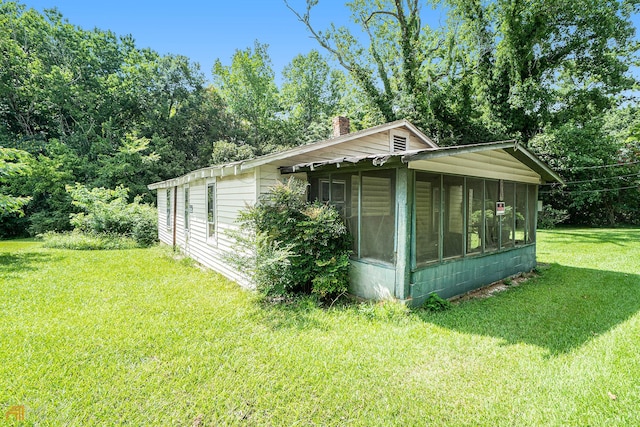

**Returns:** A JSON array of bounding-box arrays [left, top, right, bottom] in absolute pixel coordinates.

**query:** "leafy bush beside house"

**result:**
[[228, 177, 351, 299], [43, 184, 158, 249]]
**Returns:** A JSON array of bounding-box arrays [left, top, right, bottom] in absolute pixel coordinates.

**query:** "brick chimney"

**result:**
[[332, 116, 350, 137]]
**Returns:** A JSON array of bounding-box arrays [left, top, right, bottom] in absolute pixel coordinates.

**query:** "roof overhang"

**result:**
[[281, 140, 565, 185], [148, 119, 437, 190]]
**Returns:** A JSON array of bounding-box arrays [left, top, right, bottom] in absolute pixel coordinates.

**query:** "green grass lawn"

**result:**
[[1, 229, 639, 426]]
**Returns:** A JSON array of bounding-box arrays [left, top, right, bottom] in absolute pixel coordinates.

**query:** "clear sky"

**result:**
[[16, 0, 640, 84]]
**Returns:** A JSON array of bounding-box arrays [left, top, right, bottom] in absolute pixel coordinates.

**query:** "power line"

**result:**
[[541, 172, 640, 186], [568, 160, 640, 170], [540, 185, 639, 195]]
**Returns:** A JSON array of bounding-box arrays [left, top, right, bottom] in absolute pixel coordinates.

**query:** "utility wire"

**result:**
[[568, 160, 640, 170], [540, 185, 639, 195], [541, 172, 640, 185]]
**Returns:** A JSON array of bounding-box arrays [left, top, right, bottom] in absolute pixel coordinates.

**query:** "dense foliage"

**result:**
[[229, 178, 351, 299], [1, 0, 639, 235], [0, 147, 31, 215], [43, 184, 158, 248]]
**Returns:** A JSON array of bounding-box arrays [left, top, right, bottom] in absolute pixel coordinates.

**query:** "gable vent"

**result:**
[[392, 134, 408, 152]]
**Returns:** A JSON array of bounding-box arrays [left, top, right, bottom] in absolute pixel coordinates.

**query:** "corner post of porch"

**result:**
[[395, 167, 412, 301]]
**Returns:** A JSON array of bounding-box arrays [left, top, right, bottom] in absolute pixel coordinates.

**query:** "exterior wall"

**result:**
[[409, 245, 537, 306], [157, 188, 173, 245], [170, 172, 258, 287], [349, 260, 396, 300], [157, 166, 309, 288]]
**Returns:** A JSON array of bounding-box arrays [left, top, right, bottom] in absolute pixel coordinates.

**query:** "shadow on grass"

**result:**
[[0, 251, 55, 279], [418, 264, 640, 355]]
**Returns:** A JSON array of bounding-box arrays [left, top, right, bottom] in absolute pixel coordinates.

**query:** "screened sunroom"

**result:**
[[285, 141, 563, 305]]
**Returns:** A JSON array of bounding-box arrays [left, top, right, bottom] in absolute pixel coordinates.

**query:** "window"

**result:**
[[443, 175, 464, 258], [184, 187, 190, 231], [207, 182, 216, 241], [166, 189, 172, 230], [311, 174, 359, 254], [415, 172, 441, 265], [466, 178, 484, 254], [309, 170, 395, 265], [360, 170, 396, 263]]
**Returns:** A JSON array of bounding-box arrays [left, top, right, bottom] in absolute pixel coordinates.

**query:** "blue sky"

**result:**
[[18, 0, 640, 84]]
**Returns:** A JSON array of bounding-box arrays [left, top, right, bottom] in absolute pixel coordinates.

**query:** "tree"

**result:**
[[212, 41, 285, 153], [446, 0, 639, 143], [0, 147, 31, 215], [0, 2, 219, 235], [285, 0, 454, 136], [286, 0, 639, 144], [281, 50, 341, 141]]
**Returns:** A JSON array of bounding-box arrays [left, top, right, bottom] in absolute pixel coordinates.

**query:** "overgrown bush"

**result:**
[[537, 204, 570, 229], [228, 177, 351, 299], [64, 184, 158, 247]]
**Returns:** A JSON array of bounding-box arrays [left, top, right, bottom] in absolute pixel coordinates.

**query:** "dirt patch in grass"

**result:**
[[450, 266, 546, 303]]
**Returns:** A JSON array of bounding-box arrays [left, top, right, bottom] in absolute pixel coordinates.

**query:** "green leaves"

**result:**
[[229, 178, 351, 299], [0, 147, 31, 215]]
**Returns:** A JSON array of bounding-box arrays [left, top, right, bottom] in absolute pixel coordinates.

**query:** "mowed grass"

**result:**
[[1, 229, 639, 426]]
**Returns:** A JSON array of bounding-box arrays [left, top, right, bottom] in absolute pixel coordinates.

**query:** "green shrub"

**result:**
[[228, 177, 351, 300], [66, 184, 157, 247], [537, 204, 570, 229], [422, 293, 452, 312]]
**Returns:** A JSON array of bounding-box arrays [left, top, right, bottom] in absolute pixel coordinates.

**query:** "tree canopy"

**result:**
[[0, 0, 639, 234]]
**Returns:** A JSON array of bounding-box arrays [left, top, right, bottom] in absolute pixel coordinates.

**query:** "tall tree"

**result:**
[[212, 41, 285, 154], [447, 0, 640, 143], [285, 0, 452, 137], [281, 50, 343, 141]]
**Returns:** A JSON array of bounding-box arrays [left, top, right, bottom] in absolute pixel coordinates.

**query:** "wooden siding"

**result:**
[[409, 149, 541, 184], [167, 173, 258, 287]]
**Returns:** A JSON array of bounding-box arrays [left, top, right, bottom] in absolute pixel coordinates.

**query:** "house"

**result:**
[[148, 118, 563, 305]]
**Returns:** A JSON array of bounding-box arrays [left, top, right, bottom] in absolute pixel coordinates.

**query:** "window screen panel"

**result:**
[[527, 185, 537, 243], [515, 183, 527, 245], [360, 170, 396, 264], [484, 180, 499, 252], [443, 175, 464, 258], [415, 172, 440, 264], [466, 178, 484, 254], [500, 182, 515, 248]]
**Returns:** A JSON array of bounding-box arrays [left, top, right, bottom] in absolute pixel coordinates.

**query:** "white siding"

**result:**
[[168, 174, 258, 287], [258, 166, 307, 197], [157, 188, 174, 246], [409, 149, 541, 184]]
